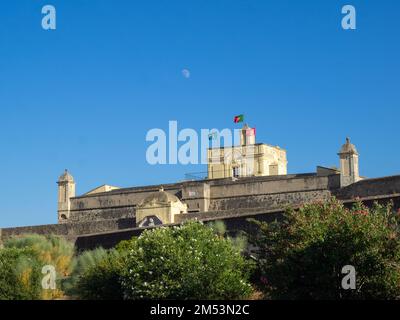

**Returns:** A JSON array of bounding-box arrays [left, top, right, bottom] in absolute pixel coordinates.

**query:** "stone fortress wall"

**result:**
[[0, 173, 340, 243], [1, 133, 400, 248], [0, 218, 136, 243], [68, 173, 340, 221], [3, 170, 400, 246]]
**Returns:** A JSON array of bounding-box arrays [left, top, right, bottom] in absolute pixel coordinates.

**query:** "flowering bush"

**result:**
[[251, 198, 400, 300], [121, 221, 253, 300]]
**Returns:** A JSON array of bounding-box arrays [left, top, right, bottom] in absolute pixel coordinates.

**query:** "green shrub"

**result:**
[[66, 248, 125, 300], [63, 247, 108, 296], [208, 220, 227, 237], [5, 234, 75, 299], [0, 247, 42, 300], [208, 220, 248, 253], [121, 221, 253, 300], [70, 247, 109, 277], [65, 222, 253, 300], [251, 198, 400, 300], [5, 234, 75, 274]]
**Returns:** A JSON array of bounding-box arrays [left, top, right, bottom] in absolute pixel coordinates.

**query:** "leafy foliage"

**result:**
[[121, 221, 253, 300], [208, 220, 248, 253], [251, 198, 400, 300], [208, 220, 227, 237], [68, 248, 125, 300], [5, 234, 75, 299], [0, 247, 42, 300], [63, 247, 109, 296]]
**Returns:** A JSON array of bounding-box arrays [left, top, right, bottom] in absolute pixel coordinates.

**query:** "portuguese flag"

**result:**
[[234, 114, 244, 123]]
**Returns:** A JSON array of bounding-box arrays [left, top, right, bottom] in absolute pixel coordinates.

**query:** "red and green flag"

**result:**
[[234, 114, 244, 123]]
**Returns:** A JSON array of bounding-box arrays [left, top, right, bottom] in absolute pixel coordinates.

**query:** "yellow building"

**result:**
[[207, 124, 287, 179], [57, 170, 75, 222], [84, 184, 120, 195], [338, 137, 361, 187], [135, 187, 188, 227]]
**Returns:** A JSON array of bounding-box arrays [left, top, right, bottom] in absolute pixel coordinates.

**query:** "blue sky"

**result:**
[[0, 0, 399, 227]]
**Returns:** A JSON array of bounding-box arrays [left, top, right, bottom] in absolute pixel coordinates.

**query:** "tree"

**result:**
[[251, 198, 400, 300]]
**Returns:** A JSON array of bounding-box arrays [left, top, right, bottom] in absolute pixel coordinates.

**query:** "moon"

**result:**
[[182, 69, 190, 79]]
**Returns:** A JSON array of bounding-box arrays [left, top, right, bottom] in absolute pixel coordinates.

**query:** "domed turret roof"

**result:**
[[338, 138, 358, 155], [139, 187, 180, 207], [58, 169, 74, 183]]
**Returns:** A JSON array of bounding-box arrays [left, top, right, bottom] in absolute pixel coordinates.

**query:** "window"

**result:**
[[233, 166, 240, 178]]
